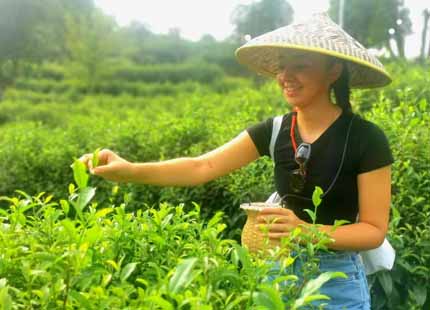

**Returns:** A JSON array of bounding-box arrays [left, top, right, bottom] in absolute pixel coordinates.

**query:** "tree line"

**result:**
[[0, 0, 429, 97]]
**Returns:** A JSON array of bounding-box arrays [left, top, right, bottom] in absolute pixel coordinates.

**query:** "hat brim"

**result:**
[[235, 44, 392, 89]]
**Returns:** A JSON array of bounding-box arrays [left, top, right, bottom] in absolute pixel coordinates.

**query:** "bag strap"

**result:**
[[269, 115, 283, 161]]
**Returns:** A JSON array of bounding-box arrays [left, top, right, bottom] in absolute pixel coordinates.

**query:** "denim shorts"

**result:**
[[266, 250, 371, 310]]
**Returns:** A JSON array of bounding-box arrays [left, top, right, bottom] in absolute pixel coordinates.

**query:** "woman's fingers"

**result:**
[[260, 207, 293, 216], [258, 223, 289, 232], [78, 149, 116, 170], [268, 232, 290, 239], [257, 208, 294, 223], [97, 149, 114, 166], [78, 153, 94, 170], [76, 149, 132, 182], [257, 215, 288, 224]]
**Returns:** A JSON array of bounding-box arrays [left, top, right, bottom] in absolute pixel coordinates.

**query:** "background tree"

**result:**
[[0, 0, 51, 97], [64, 8, 120, 92], [0, 0, 96, 99], [421, 9, 430, 61], [329, 0, 412, 58], [119, 21, 155, 64], [230, 0, 294, 43]]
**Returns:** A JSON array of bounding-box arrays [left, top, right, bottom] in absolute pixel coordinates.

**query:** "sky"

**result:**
[[95, 0, 429, 59]]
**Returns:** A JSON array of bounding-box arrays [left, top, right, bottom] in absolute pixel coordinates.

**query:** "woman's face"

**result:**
[[276, 52, 342, 109]]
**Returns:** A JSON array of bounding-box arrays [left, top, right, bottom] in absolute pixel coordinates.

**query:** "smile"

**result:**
[[284, 86, 301, 91], [283, 85, 302, 96]]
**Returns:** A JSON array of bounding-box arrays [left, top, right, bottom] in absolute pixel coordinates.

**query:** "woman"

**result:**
[[79, 13, 393, 309]]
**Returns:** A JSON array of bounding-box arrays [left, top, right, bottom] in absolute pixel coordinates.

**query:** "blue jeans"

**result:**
[[266, 250, 371, 310]]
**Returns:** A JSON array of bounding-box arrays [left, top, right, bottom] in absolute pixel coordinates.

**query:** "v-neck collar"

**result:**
[[293, 109, 347, 146]]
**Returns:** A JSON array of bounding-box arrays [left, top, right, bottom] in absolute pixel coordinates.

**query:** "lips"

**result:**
[[284, 86, 301, 91], [283, 84, 302, 96]]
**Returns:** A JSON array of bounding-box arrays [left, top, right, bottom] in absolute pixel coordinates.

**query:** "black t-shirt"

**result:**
[[246, 110, 394, 225]]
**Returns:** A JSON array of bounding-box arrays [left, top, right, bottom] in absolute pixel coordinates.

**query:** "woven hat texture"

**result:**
[[235, 12, 392, 89]]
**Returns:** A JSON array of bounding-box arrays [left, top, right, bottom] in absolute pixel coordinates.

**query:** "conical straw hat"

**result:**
[[235, 12, 392, 89]]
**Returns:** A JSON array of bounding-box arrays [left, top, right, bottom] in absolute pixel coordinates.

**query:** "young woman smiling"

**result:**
[[79, 13, 394, 309]]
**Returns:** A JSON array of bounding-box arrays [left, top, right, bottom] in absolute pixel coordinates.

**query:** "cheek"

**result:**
[[300, 73, 329, 93]]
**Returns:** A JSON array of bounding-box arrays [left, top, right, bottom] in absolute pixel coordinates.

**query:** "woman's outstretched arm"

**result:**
[[79, 130, 260, 186], [131, 130, 260, 186]]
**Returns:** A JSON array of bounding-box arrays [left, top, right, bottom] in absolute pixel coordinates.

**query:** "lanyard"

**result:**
[[290, 107, 299, 153]]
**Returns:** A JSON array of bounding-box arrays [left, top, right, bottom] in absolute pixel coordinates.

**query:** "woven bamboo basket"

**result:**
[[240, 202, 288, 256]]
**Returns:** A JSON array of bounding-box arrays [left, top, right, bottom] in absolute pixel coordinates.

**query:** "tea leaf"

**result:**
[[312, 186, 323, 208], [377, 271, 393, 296], [146, 296, 174, 310], [92, 147, 101, 168], [297, 271, 346, 306], [60, 199, 70, 215], [68, 183, 75, 195], [95, 208, 114, 219], [169, 257, 198, 294], [332, 219, 350, 231], [75, 187, 96, 211], [71, 159, 89, 189], [303, 294, 330, 303], [303, 209, 316, 223], [106, 260, 119, 272], [253, 284, 285, 310], [61, 219, 77, 240], [225, 296, 250, 310], [83, 225, 102, 245], [411, 284, 427, 306], [231, 244, 252, 270], [44, 195, 53, 203], [271, 274, 298, 286], [101, 274, 112, 288], [69, 290, 92, 308], [120, 262, 138, 283], [0, 285, 13, 310]]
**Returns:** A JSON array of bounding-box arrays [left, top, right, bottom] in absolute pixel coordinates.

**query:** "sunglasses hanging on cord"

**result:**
[[277, 109, 356, 205]]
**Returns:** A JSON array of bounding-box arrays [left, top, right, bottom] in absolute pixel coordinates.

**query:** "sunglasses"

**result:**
[[290, 142, 311, 193]]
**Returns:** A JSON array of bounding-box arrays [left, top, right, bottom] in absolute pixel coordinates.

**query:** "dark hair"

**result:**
[[329, 59, 352, 112]]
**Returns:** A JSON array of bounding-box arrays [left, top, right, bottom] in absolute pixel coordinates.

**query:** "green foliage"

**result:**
[[230, 0, 294, 41], [0, 60, 429, 309], [64, 9, 121, 92], [352, 61, 430, 113], [329, 0, 412, 58], [0, 177, 341, 309], [362, 95, 430, 310], [107, 61, 225, 84]]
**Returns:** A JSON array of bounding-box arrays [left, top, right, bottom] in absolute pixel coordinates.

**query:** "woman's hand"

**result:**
[[79, 149, 135, 183], [256, 208, 306, 239]]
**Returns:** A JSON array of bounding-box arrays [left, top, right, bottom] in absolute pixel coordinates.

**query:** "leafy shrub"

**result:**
[[0, 167, 346, 309], [1, 61, 429, 309], [363, 95, 430, 310]]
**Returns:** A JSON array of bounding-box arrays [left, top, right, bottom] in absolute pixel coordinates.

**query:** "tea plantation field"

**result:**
[[0, 61, 429, 309]]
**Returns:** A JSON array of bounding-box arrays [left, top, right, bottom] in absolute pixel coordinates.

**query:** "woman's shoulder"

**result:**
[[279, 110, 295, 126], [350, 112, 388, 138], [348, 112, 394, 173]]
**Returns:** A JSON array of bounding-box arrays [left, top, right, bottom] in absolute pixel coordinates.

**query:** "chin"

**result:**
[[285, 98, 305, 109]]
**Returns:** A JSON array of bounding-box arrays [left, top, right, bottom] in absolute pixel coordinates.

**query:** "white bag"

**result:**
[[265, 191, 395, 275], [355, 213, 395, 275], [359, 238, 395, 275]]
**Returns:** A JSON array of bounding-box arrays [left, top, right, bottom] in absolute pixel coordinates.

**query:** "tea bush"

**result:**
[[0, 62, 429, 309], [363, 96, 430, 310], [0, 165, 346, 309]]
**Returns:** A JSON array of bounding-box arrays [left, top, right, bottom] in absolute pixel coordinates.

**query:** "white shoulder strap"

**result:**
[[269, 115, 283, 161]]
